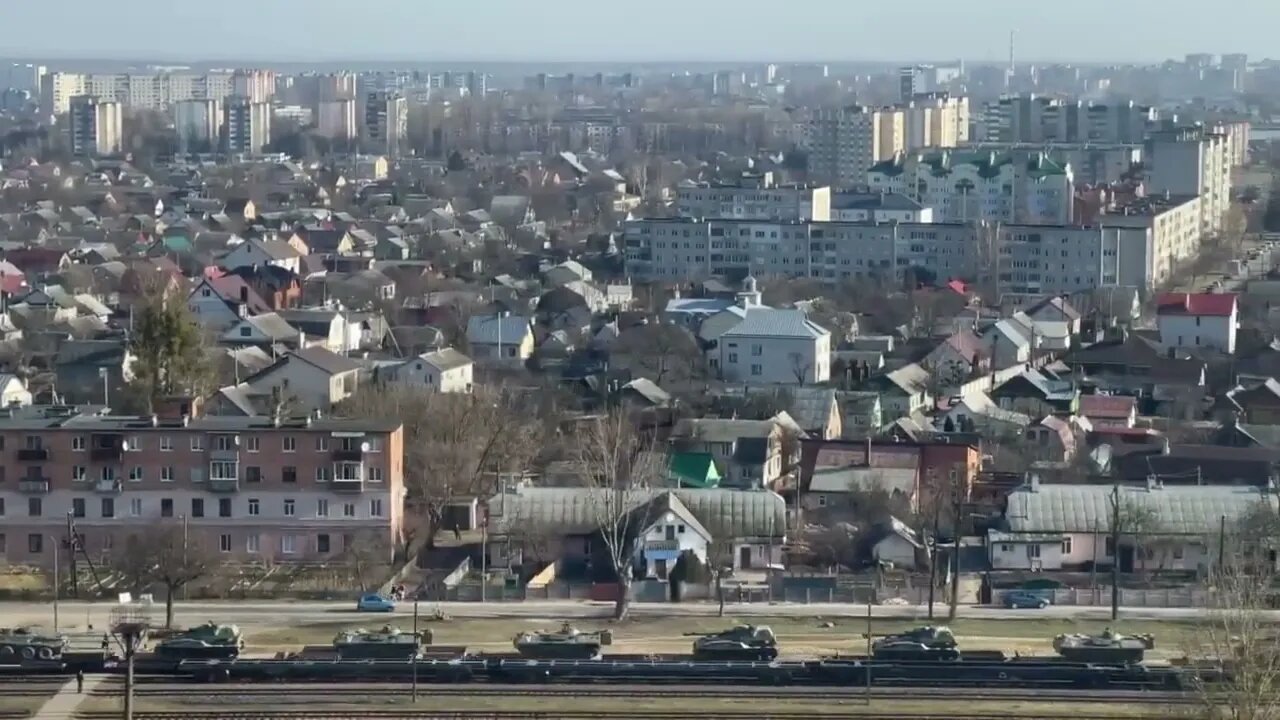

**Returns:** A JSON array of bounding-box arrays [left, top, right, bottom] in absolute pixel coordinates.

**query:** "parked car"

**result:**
[[356, 593, 397, 612], [1002, 590, 1050, 609]]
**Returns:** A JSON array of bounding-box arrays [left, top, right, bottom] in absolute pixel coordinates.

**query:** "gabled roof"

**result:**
[[1006, 483, 1276, 535], [466, 314, 532, 345], [719, 306, 829, 340], [1156, 292, 1237, 317], [200, 275, 271, 315], [250, 346, 360, 380], [1078, 394, 1136, 419], [417, 347, 472, 372]]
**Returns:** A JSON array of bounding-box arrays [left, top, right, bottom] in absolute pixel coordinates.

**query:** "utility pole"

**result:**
[[1110, 484, 1120, 622], [864, 598, 872, 704], [66, 513, 78, 598], [948, 469, 963, 620], [411, 599, 419, 702], [927, 484, 941, 620], [52, 534, 59, 632]]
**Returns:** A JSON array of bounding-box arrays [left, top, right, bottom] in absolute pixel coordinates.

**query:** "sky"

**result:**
[[0, 0, 1275, 64]]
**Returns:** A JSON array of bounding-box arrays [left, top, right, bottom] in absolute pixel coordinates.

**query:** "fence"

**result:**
[[998, 586, 1213, 608]]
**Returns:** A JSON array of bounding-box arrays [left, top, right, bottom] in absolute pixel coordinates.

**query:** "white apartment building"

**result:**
[[224, 96, 271, 154], [68, 96, 122, 156], [831, 192, 933, 223], [233, 69, 276, 104], [868, 150, 1074, 225], [364, 92, 407, 157], [1098, 194, 1203, 289], [807, 106, 903, 187], [965, 142, 1142, 186], [317, 100, 358, 141], [173, 99, 222, 154], [1146, 125, 1233, 237], [42, 71, 236, 114], [900, 93, 970, 151], [676, 178, 831, 221], [623, 218, 978, 284]]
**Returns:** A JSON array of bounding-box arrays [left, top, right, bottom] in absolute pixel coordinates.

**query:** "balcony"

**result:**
[[332, 447, 364, 462], [209, 449, 240, 462], [331, 463, 365, 493], [93, 479, 122, 494], [19, 478, 50, 494], [644, 539, 681, 553], [208, 477, 240, 493], [17, 448, 49, 461]]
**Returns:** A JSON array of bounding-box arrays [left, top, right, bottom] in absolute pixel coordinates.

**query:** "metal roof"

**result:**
[[1005, 483, 1277, 535], [719, 306, 828, 340]]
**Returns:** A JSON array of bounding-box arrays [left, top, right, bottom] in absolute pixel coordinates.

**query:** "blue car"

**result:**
[[356, 593, 396, 612], [1002, 590, 1051, 609]]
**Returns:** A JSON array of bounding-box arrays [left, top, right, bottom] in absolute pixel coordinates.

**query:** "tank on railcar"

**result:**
[[871, 625, 960, 661], [153, 622, 243, 661], [0, 627, 66, 663], [1053, 628, 1154, 664], [333, 624, 429, 660], [690, 625, 778, 661], [512, 623, 612, 660]]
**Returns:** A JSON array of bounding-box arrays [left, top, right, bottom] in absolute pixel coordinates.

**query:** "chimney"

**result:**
[[1029, 474, 1040, 492]]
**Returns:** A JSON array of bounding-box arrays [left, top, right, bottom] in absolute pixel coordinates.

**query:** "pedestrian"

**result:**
[[75, 669, 84, 694], [100, 634, 109, 651]]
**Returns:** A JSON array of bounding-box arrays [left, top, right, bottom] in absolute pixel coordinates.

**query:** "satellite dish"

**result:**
[[120, 441, 129, 452], [360, 441, 371, 453]]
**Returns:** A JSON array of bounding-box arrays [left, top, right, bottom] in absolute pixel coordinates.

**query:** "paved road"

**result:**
[[4, 599, 1262, 631]]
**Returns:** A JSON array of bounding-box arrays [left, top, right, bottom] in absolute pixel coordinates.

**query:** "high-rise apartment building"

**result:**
[[676, 175, 831, 221], [980, 95, 1157, 145], [224, 95, 272, 154], [317, 99, 358, 142], [68, 95, 123, 156], [363, 91, 407, 157], [1146, 124, 1233, 237], [807, 106, 904, 187], [233, 69, 276, 104], [42, 71, 239, 114], [173, 99, 223, 154], [900, 93, 970, 150]]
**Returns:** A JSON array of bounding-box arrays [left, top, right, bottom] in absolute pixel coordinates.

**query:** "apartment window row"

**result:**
[[4, 532, 362, 558], [7, 434, 384, 454], [4, 496, 384, 520], [49, 464, 384, 484]]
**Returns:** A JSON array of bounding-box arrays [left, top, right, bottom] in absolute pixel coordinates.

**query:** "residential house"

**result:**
[[703, 280, 830, 385], [187, 275, 271, 331], [670, 415, 803, 490], [924, 331, 992, 388], [1079, 394, 1137, 428], [936, 391, 1032, 437], [232, 346, 363, 413], [466, 313, 534, 367], [836, 391, 883, 439], [1026, 296, 1082, 349], [543, 260, 592, 288], [991, 481, 1277, 572], [227, 265, 303, 311], [486, 487, 787, 575], [1156, 292, 1239, 354], [377, 348, 474, 393], [276, 309, 356, 353], [1063, 333, 1206, 418], [991, 367, 1079, 417], [871, 363, 932, 418], [1215, 378, 1280, 425], [219, 238, 302, 274], [54, 339, 134, 405], [219, 313, 305, 351], [981, 315, 1033, 370], [800, 438, 981, 511], [1022, 416, 1077, 462]]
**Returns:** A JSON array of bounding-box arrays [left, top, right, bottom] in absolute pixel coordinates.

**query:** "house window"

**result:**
[[317, 499, 329, 517], [750, 364, 762, 376], [283, 499, 295, 517], [72, 436, 85, 451], [245, 436, 259, 453], [101, 498, 114, 518], [367, 438, 383, 453], [283, 466, 297, 483], [213, 434, 237, 452], [72, 466, 86, 481], [161, 499, 173, 518], [317, 534, 331, 554], [72, 498, 85, 518], [129, 467, 143, 482], [246, 535, 260, 554], [28, 497, 42, 517], [728, 352, 738, 364], [248, 499, 260, 516], [240, 326, 251, 337], [161, 466, 174, 482], [315, 435, 329, 452], [160, 436, 172, 452], [281, 536, 297, 555], [370, 499, 383, 517], [343, 503, 356, 518], [219, 534, 232, 553], [218, 498, 232, 518], [283, 437, 296, 453], [751, 344, 763, 357], [1000, 544, 1011, 553], [1174, 546, 1184, 560], [28, 534, 42, 554], [316, 466, 332, 482], [191, 498, 204, 518], [128, 436, 141, 452], [129, 498, 143, 517], [190, 435, 204, 451], [1105, 537, 1116, 556], [245, 466, 261, 483], [1062, 537, 1072, 555], [817, 495, 827, 507], [367, 466, 384, 483]]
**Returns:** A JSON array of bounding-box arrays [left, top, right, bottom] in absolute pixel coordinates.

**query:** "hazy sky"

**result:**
[[1, 0, 1274, 63]]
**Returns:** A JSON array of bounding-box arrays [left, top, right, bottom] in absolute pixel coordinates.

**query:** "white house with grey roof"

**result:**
[[466, 313, 534, 367], [703, 279, 831, 385], [378, 347, 473, 393], [990, 481, 1279, 573]]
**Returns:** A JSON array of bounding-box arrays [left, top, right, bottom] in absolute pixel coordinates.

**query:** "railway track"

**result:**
[[70, 712, 1179, 720], [62, 681, 1196, 705]]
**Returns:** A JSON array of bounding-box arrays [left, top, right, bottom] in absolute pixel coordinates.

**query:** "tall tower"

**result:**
[[1009, 30, 1017, 78]]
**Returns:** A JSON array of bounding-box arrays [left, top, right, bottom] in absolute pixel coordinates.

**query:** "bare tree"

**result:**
[[338, 385, 545, 558], [118, 524, 215, 629], [612, 323, 705, 385], [705, 539, 736, 617], [788, 352, 813, 385], [576, 409, 664, 620]]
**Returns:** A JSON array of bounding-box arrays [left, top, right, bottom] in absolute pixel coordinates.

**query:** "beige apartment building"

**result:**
[[807, 106, 904, 187], [0, 405, 405, 569]]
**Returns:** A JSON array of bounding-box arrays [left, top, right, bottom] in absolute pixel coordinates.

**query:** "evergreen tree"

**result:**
[[128, 286, 213, 412]]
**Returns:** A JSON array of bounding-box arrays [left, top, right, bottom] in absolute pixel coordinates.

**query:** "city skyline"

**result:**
[[1, 0, 1276, 64]]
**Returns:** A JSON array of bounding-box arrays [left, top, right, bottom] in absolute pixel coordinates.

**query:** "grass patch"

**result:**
[[243, 615, 1211, 660]]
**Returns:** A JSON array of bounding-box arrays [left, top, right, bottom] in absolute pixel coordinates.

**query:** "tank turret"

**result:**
[[872, 625, 959, 661], [154, 622, 243, 661], [1052, 627, 1155, 664], [690, 625, 778, 661], [0, 627, 67, 664], [333, 624, 428, 660], [513, 623, 612, 660]]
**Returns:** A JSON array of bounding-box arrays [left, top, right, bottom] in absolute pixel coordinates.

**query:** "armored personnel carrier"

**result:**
[[872, 625, 960, 661], [154, 622, 243, 661], [0, 627, 66, 664], [690, 625, 778, 661], [1053, 628, 1154, 664], [513, 623, 612, 660], [334, 625, 429, 660]]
